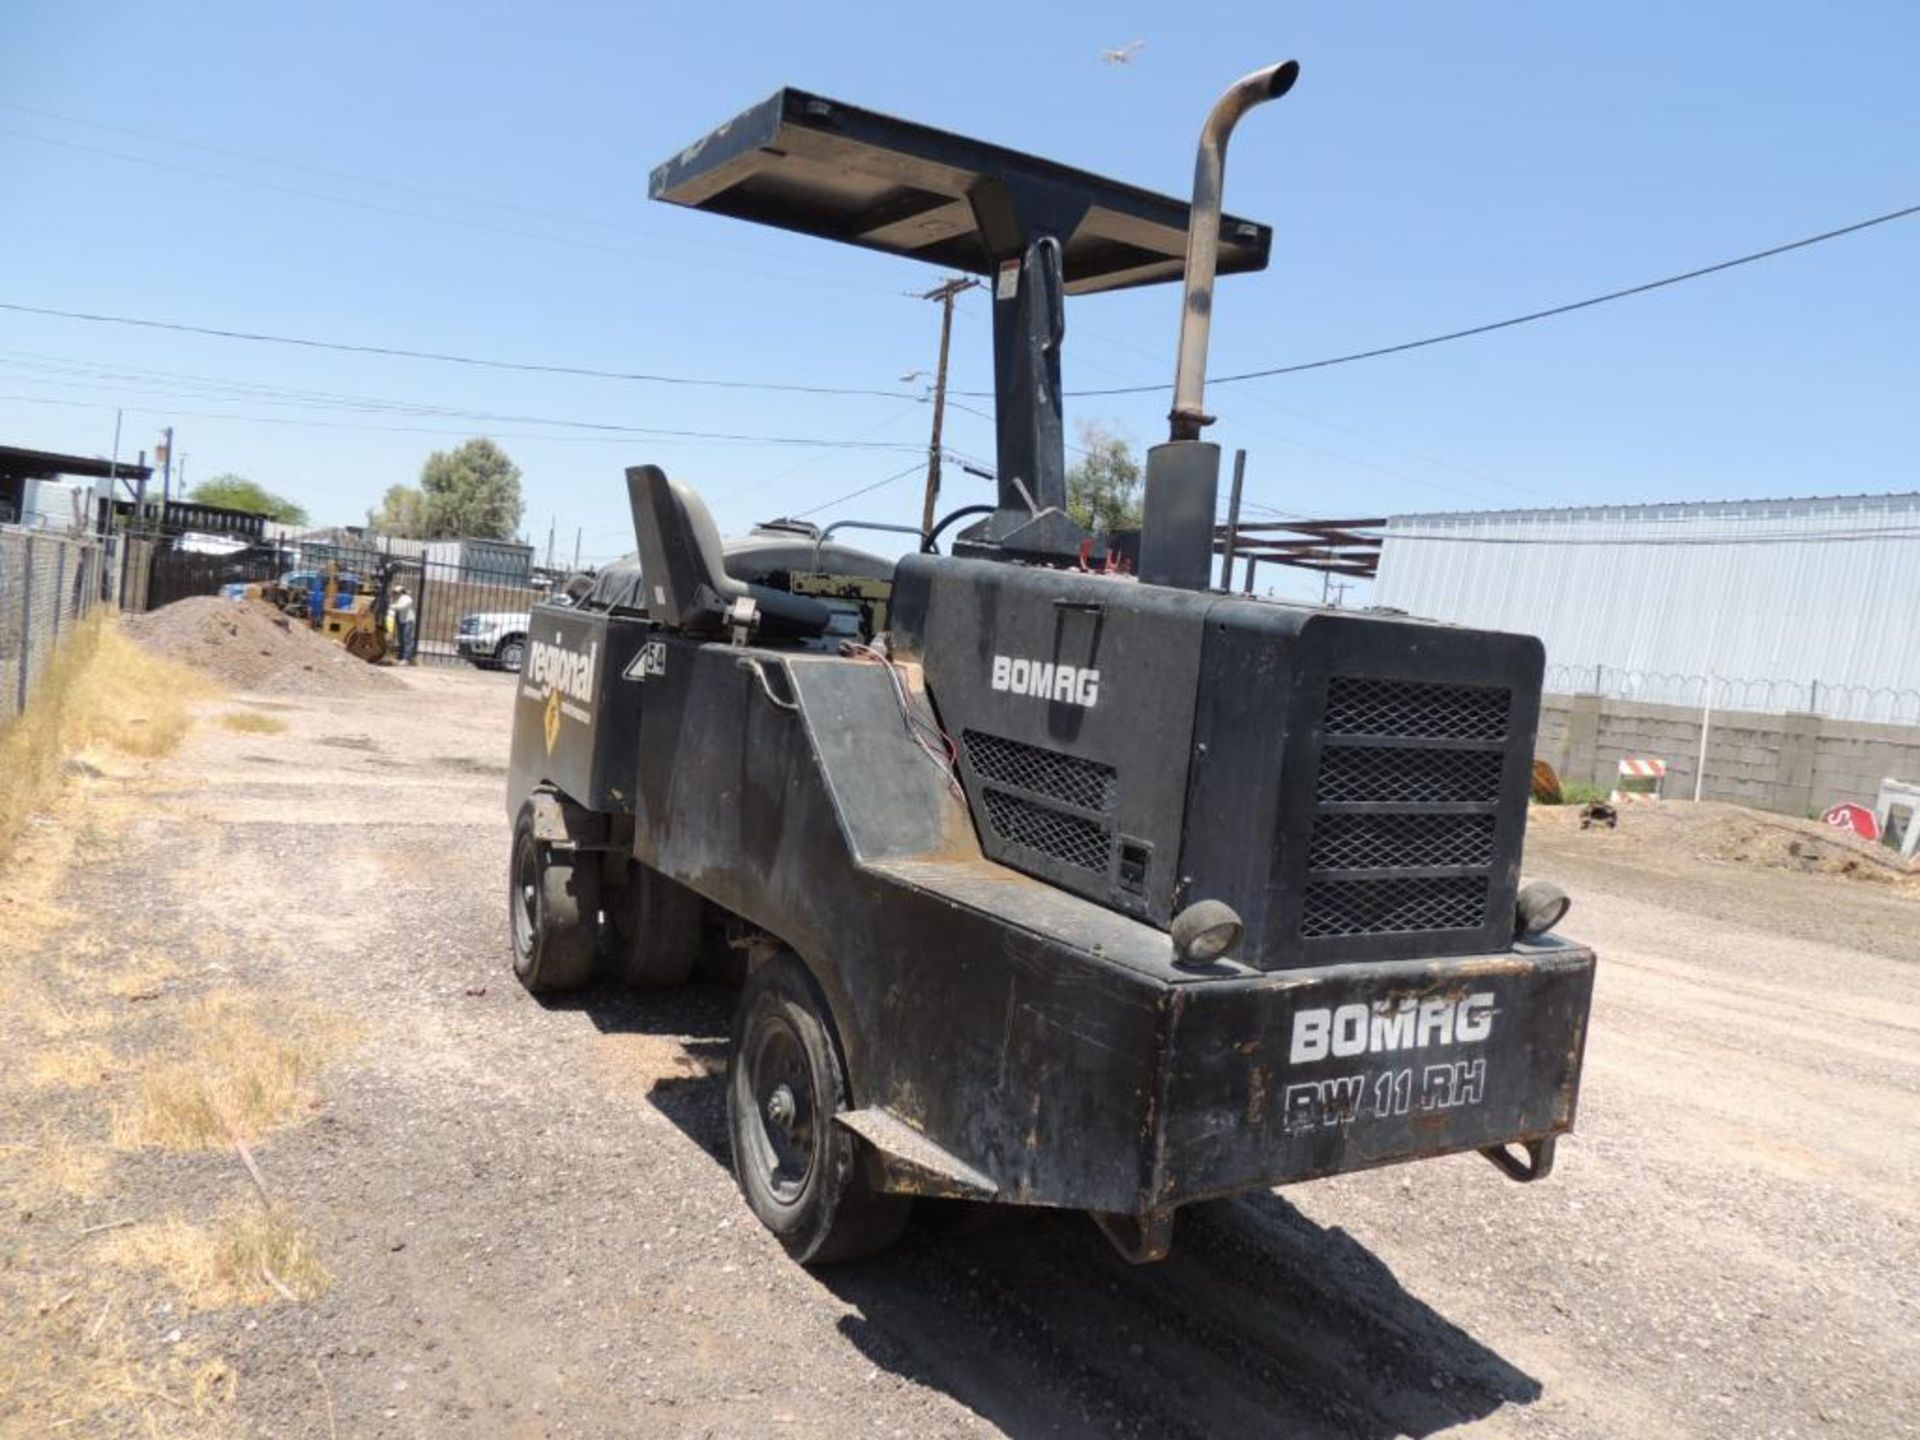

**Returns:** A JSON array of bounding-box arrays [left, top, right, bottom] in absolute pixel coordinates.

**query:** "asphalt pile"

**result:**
[[124, 596, 401, 696]]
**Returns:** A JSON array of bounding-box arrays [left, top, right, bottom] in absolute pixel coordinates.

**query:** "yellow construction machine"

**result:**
[[240, 562, 396, 663]]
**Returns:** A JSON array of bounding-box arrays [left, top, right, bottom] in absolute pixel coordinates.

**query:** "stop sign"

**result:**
[[1822, 802, 1880, 840]]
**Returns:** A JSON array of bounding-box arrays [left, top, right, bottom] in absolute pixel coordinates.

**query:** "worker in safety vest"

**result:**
[[390, 583, 418, 664]]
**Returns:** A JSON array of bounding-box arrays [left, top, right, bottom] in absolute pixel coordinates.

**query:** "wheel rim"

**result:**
[[500, 641, 524, 669], [511, 832, 539, 960], [743, 1013, 817, 1207]]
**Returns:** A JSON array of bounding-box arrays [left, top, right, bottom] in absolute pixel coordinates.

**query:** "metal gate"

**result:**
[[407, 554, 557, 670], [144, 547, 282, 611]]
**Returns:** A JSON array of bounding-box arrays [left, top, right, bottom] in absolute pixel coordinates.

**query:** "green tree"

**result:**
[[370, 483, 430, 538], [1065, 421, 1143, 536], [417, 438, 524, 539], [188, 473, 307, 525]]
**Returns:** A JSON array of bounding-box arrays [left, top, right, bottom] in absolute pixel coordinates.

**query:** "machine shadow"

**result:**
[[577, 980, 1541, 1440]]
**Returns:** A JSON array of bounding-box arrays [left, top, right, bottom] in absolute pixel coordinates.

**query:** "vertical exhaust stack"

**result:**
[[1138, 60, 1299, 592]]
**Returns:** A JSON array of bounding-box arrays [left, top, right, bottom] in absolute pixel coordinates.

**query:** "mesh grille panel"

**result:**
[[963, 730, 1116, 813], [1308, 812, 1497, 871], [1301, 876, 1491, 938], [1316, 746, 1505, 805], [1323, 676, 1512, 741], [981, 788, 1111, 874]]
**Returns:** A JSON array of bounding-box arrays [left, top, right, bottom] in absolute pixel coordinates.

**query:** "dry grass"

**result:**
[[101, 950, 183, 1000], [0, 612, 206, 859], [113, 991, 354, 1151], [25, 1038, 117, 1089], [101, 1203, 331, 1309], [0, 1276, 238, 1436], [0, 621, 347, 1437], [8, 976, 114, 1040], [217, 710, 285, 735], [5, 1123, 111, 1206]]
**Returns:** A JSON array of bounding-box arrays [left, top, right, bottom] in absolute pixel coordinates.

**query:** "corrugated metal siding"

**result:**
[[1373, 494, 1920, 722]]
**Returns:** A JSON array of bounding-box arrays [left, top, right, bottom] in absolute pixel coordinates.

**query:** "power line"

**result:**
[[0, 121, 899, 296], [0, 353, 933, 444], [1059, 201, 1920, 397], [794, 461, 929, 519], [711, 398, 931, 507], [0, 100, 660, 240], [0, 389, 940, 452], [959, 291, 1553, 506], [0, 300, 916, 399]]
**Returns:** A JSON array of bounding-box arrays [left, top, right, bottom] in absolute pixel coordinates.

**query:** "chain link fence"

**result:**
[[0, 526, 109, 725], [1544, 664, 1920, 727]]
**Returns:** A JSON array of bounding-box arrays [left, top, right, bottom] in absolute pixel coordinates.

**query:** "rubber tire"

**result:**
[[727, 954, 910, 1265], [509, 802, 600, 995], [605, 860, 703, 988], [495, 636, 526, 672]]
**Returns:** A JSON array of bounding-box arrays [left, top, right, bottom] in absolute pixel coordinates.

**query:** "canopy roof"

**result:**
[[650, 88, 1272, 296]]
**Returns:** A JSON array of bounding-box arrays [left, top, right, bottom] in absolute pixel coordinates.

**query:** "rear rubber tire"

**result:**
[[727, 953, 909, 1265], [509, 802, 600, 994], [606, 860, 703, 988]]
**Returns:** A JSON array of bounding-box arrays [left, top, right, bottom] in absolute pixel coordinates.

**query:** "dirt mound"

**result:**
[[1703, 810, 1917, 888], [123, 597, 401, 696], [1533, 797, 1918, 893]]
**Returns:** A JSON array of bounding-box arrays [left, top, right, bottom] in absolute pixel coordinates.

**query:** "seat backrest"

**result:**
[[627, 463, 739, 633], [626, 464, 833, 639]]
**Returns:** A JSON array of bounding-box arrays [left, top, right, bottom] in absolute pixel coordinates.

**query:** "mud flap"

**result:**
[[836, 1108, 998, 1201]]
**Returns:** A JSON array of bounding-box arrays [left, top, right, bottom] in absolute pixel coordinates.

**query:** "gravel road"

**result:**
[[12, 666, 1918, 1438]]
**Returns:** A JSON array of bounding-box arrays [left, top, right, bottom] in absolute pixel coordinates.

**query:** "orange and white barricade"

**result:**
[[1610, 757, 1667, 804]]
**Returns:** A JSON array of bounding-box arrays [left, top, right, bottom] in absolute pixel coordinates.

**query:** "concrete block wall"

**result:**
[[1536, 692, 1920, 816]]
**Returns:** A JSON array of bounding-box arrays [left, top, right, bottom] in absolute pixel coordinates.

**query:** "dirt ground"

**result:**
[[4, 665, 1917, 1439]]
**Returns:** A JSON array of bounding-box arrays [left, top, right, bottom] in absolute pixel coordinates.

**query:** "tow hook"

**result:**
[[1481, 1136, 1557, 1183]]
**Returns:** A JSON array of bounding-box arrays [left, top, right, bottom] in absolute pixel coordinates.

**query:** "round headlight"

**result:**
[[1171, 899, 1244, 965], [1515, 880, 1571, 940]]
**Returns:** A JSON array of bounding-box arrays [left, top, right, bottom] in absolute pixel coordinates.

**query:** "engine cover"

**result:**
[[889, 555, 1544, 968]]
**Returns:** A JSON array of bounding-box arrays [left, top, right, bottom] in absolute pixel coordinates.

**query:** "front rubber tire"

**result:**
[[727, 954, 909, 1265], [509, 802, 600, 995], [495, 636, 526, 672]]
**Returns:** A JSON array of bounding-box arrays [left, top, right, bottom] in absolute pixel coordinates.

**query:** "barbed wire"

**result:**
[[1543, 664, 1920, 726]]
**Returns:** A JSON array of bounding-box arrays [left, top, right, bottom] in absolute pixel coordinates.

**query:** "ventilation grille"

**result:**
[[1317, 746, 1505, 805], [1300, 676, 1514, 946], [1302, 876, 1492, 938], [981, 789, 1111, 874], [1323, 676, 1511, 741], [963, 730, 1116, 814], [1308, 812, 1497, 872]]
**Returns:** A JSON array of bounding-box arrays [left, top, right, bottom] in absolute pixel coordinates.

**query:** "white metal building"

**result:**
[[1372, 492, 1920, 723]]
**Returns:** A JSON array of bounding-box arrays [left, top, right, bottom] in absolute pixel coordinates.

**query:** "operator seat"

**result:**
[[625, 464, 832, 639]]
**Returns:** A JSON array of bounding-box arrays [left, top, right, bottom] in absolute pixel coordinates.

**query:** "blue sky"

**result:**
[[2, 3, 1914, 598]]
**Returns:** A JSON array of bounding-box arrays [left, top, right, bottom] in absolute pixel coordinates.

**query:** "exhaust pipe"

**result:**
[[1139, 60, 1298, 592], [1170, 59, 1299, 442]]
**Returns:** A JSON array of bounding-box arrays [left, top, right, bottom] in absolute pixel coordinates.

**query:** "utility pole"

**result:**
[[105, 408, 123, 534], [158, 426, 174, 515], [917, 276, 978, 540]]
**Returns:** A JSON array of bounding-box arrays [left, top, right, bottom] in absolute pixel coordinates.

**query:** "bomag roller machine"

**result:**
[[505, 62, 1595, 1265]]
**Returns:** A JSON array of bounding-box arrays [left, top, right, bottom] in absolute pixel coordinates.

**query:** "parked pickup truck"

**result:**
[[458, 595, 573, 670]]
